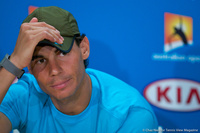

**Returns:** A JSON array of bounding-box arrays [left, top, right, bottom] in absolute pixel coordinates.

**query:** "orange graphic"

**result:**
[[164, 13, 193, 52], [28, 6, 38, 15]]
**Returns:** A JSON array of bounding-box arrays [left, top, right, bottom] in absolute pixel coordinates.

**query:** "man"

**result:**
[[0, 6, 158, 133]]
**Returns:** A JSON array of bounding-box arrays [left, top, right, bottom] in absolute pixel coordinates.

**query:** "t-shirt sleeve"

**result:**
[[117, 107, 158, 133], [0, 81, 29, 130]]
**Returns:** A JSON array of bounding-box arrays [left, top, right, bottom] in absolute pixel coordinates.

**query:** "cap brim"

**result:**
[[37, 36, 76, 53]]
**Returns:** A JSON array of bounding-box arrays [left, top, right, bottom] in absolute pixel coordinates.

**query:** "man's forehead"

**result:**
[[33, 45, 57, 55]]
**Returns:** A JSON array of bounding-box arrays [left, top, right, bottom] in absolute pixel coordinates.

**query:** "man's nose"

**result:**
[[49, 58, 62, 76]]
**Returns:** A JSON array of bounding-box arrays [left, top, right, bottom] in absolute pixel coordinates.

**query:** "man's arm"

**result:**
[[0, 67, 16, 104], [0, 112, 12, 133], [0, 68, 14, 132], [0, 17, 64, 130]]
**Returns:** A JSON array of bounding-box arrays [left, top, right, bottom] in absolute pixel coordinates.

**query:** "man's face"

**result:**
[[29, 40, 89, 102]]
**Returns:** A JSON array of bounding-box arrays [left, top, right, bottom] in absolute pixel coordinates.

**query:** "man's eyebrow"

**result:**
[[32, 55, 44, 61]]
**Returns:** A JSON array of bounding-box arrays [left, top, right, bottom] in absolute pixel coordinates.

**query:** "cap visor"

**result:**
[[37, 36, 75, 53]]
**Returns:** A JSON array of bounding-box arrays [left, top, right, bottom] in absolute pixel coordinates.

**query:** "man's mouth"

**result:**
[[50, 79, 71, 90]]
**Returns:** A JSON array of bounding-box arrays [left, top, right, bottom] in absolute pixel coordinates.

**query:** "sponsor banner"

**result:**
[[144, 79, 200, 112]]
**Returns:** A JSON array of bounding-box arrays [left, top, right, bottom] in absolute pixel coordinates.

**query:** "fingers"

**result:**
[[29, 17, 55, 31], [26, 27, 64, 44], [21, 21, 63, 44], [30, 17, 38, 23], [26, 21, 56, 31]]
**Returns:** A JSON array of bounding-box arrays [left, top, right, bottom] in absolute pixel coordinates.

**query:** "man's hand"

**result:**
[[10, 17, 64, 69]]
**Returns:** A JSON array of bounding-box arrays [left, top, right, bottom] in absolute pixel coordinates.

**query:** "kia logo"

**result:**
[[144, 79, 200, 112]]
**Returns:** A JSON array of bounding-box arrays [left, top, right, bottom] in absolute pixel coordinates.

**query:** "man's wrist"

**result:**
[[0, 54, 25, 79], [9, 54, 24, 70]]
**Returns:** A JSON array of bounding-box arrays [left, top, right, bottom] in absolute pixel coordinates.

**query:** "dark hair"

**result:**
[[75, 34, 89, 68]]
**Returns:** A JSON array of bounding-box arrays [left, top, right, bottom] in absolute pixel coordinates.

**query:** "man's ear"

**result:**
[[80, 36, 90, 60]]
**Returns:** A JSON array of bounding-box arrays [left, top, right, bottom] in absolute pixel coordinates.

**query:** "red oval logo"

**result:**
[[144, 79, 200, 112]]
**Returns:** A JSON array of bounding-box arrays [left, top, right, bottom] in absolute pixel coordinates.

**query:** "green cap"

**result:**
[[23, 6, 80, 53]]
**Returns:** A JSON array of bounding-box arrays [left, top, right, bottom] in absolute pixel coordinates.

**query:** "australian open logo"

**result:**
[[164, 13, 193, 52], [152, 12, 200, 63]]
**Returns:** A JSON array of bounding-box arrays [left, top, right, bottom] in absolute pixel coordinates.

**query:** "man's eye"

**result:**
[[36, 59, 46, 64], [59, 52, 67, 57]]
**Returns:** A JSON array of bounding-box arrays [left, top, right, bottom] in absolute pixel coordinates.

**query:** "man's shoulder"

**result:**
[[9, 73, 35, 93], [86, 68, 142, 99], [86, 68, 133, 89], [4, 72, 48, 111], [87, 68, 153, 119], [8, 73, 46, 100], [0, 73, 48, 130]]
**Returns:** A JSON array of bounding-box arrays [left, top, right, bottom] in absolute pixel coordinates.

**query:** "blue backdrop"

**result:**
[[0, 0, 200, 132]]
